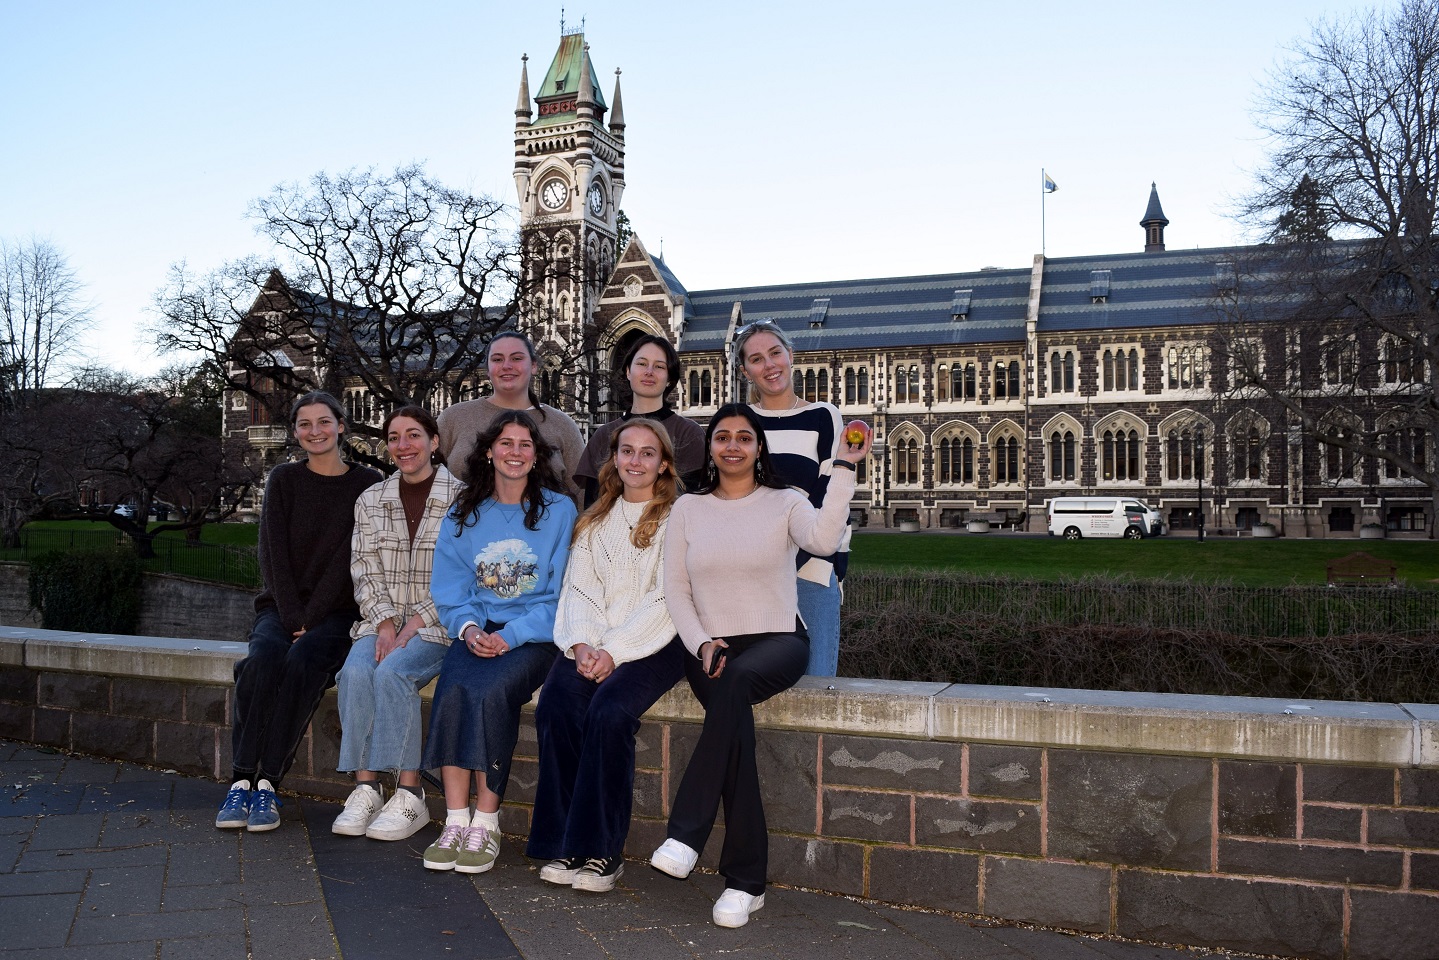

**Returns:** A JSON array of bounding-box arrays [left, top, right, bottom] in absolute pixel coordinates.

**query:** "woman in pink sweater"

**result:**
[[650, 403, 870, 928]]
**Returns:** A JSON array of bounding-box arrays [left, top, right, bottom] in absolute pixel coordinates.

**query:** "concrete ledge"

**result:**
[[3, 627, 1434, 766], [937, 684, 1422, 767]]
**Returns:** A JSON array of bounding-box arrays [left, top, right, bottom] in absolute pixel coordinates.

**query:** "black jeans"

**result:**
[[666, 628, 809, 895], [231, 607, 352, 785]]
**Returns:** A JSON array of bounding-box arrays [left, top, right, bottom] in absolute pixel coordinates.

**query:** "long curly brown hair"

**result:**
[[571, 418, 682, 549], [451, 410, 567, 532]]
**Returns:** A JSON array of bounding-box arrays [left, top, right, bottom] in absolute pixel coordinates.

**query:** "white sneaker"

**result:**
[[650, 838, 699, 878], [712, 888, 765, 928], [331, 783, 385, 836], [365, 787, 430, 841]]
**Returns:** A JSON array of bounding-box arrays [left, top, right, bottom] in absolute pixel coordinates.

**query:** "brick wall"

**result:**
[[1, 625, 1435, 960]]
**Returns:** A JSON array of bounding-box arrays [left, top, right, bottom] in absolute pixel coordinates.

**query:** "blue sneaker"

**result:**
[[215, 782, 251, 829], [247, 781, 282, 832]]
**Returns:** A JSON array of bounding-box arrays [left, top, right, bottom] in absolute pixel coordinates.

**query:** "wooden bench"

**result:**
[[1325, 550, 1397, 587]]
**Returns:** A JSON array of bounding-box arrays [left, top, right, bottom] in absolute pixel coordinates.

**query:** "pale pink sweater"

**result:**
[[662, 469, 856, 656]]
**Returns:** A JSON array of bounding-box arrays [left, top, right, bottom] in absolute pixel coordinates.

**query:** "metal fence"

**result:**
[[9, 529, 260, 589]]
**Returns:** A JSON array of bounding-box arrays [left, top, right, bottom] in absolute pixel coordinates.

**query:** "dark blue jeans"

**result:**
[[667, 628, 809, 895], [232, 607, 353, 785], [526, 638, 685, 861], [421, 627, 557, 799]]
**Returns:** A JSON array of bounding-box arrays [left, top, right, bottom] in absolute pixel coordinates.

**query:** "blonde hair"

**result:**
[[572, 418, 681, 549]]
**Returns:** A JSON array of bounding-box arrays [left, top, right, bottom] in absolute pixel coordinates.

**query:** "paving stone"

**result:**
[[768, 833, 864, 896], [54, 755, 120, 785], [979, 923, 1114, 960], [1301, 804, 1363, 842], [0, 784, 85, 816], [821, 787, 910, 843], [162, 881, 248, 912], [869, 907, 1026, 960], [28, 812, 104, 850], [821, 733, 959, 794], [244, 902, 340, 960], [1399, 768, 1439, 808], [159, 935, 250, 960], [19, 840, 169, 872], [590, 926, 702, 960], [40, 673, 109, 713], [915, 797, 1040, 855], [81, 863, 166, 915], [1219, 837, 1403, 886], [0, 813, 37, 834], [868, 846, 978, 913], [80, 780, 174, 814], [1348, 889, 1439, 960], [1302, 764, 1395, 805], [0, 868, 85, 896], [968, 744, 1043, 802], [112, 677, 185, 721], [982, 856, 1110, 933], [0, 832, 24, 869], [70, 903, 244, 945], [1367, 808, 1439, 847], [1048, 751, 1211, 871], [1217, 760, 1296, 838], [167, 841, 242, 885], [5, 943, 161, 959], [113, 763, 172, 783], [756, 728, 820, 835], [184, 685, 229, 726], [0, 891, 82, 948], [1116, 870, 1342, 958], [101, 808, 183, 847]]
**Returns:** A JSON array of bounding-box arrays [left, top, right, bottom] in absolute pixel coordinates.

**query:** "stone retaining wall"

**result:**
[[1, 624, 1435, 960]]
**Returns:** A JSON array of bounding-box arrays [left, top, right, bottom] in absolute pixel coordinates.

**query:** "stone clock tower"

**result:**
[[513, 25, 626, 394]]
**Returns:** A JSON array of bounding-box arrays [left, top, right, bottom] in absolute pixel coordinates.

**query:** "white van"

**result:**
[[1047, 497, 1163, 539]]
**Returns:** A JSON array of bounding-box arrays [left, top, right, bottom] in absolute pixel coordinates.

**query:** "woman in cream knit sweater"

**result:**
[[527, 417, 686, 893]]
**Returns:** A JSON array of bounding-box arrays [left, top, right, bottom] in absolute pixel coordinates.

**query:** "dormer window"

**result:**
[[1090, 270, 1111, 304], [809, 298, 830, 329], [951, 289, 972, 320]]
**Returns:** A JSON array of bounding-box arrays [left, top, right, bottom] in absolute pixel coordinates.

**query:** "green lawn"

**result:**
[[850, 531, 1439, 588], [20, 520, 259, 546]]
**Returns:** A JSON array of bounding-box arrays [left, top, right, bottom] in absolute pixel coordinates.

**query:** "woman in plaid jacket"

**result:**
[[331, 405, 463, 841]]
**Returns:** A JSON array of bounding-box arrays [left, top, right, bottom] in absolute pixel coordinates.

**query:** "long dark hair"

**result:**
[[382, 405, 446, 467], [572, 418, 681, 549], [691, 403, 789, 496], [452, 410, 566, 531], [487, 330, 547, 421]]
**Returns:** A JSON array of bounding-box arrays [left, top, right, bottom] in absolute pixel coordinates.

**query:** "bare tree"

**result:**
[[0, 237, 91, 407], [1218, 0, 1439, 535], [151, 165, 532, 449]]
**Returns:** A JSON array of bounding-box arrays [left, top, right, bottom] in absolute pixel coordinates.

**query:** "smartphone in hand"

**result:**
[[707, 645, 728, 677]]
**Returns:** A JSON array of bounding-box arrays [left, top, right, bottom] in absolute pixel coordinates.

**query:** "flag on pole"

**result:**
[[1043, 171, 1058, 193]]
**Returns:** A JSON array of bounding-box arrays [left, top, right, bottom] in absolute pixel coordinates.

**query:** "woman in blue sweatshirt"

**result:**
[[421, 410, 576, 874]]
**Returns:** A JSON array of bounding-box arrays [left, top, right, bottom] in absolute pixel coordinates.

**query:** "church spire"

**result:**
[[576, 42, 595, 116], [609, 68, 625, 134], [1140, 182, 1169, 253], [515, 54, 532, 123]]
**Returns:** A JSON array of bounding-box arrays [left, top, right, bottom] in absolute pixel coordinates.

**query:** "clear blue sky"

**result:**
[[0, 0, 1375, 374]]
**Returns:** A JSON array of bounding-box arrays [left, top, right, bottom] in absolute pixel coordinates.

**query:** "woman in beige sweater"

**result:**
[[650, 403, 870, 928]]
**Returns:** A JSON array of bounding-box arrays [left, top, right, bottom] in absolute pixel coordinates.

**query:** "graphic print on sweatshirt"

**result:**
[[473, 538, 541, 598]]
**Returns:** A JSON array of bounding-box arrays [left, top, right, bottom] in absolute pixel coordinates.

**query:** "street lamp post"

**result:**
[[1196, 427, 1206, 543]]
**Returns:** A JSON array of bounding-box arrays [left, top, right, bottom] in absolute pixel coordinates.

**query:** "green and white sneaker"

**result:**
[[454, 825, 500, 874], [423, 822, 466, 871]]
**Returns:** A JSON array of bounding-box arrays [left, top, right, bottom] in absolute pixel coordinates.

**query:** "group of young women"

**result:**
[[218, 323, 869, 928]]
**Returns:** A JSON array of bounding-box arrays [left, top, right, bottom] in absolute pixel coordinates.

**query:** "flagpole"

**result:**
[[1041, 169, 1047, 257]]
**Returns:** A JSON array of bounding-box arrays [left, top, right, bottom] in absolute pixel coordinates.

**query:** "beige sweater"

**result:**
[[663, 469, 856, 656], [553, 500, 675, 666], [436, 397, 584, 504]]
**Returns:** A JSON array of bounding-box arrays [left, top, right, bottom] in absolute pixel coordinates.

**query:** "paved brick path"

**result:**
[[0, 741, 1233, 959]]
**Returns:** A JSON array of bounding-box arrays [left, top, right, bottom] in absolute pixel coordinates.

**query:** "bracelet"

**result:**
[[831, 460, 856, 471]]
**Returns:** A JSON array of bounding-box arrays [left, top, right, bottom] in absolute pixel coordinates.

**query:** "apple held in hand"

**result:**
[[844, 420, 870, 448]]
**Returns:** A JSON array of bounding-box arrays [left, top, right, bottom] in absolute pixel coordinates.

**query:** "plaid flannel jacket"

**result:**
[[349, 464, 464, 644]]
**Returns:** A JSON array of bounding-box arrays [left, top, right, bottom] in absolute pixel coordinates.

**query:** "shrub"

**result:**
[[27, 549, 144, 634], [838, 571, 1439, 702]]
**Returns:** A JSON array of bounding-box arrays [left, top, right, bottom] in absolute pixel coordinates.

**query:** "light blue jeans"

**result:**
[[796, 571, 841, 677], [336, 634, 448, 775]]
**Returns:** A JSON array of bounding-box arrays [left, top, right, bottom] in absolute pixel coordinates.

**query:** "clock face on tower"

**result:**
[[587, 182, 604, 215], [540, 178, 569, 210]]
